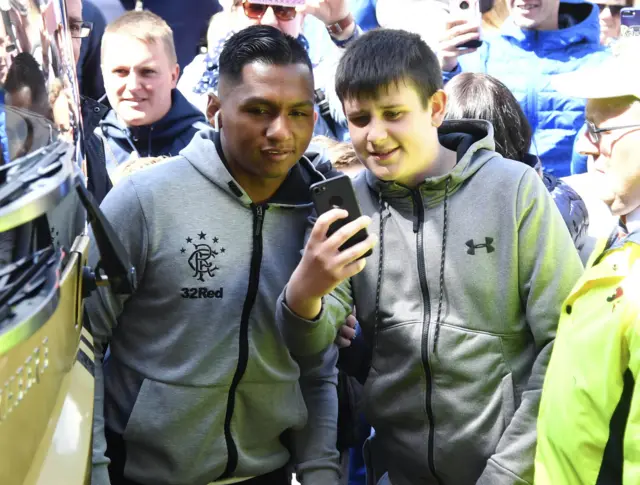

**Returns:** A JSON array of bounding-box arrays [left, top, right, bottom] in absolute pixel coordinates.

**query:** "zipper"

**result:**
[[218, 203, 265, 479], [411, 190, 442, 485]]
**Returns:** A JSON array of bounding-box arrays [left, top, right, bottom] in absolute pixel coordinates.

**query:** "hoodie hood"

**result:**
[[179, 127, 332, 208], [99, 89, 207, 157], [501, 1, 601, 50], [365, 119, 498, 205]]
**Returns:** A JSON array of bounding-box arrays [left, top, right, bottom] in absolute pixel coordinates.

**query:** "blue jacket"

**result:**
[[96, 89, 208, 176], [444, 2, 608, 177]]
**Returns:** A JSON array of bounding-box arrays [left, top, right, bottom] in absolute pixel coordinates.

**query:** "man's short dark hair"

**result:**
[[335, 29, 442, 108], [4, 52, 48, 110], [218, 25, 313, 86]]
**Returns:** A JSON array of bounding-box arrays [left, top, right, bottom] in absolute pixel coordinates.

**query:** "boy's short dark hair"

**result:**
[[335, 29, 442, 108], [219, 25, 313, 87]]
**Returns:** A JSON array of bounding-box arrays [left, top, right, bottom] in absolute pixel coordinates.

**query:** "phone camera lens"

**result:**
[[460, 1, 470, 9]]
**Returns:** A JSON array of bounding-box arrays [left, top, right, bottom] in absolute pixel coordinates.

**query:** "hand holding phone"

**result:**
[[311, 175, 373, 257], [438, 0, 482, 72], [284, 176, 377, 320]]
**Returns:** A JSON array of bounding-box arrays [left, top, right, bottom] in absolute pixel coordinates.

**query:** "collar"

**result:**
[[624, 206, 640, 236]]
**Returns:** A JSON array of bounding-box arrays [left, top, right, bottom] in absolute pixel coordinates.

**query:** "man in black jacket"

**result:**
[[68, 0, 112, 203]]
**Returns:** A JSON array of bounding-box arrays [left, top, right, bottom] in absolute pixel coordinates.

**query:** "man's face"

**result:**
[[66, 0, 83, 63], [219, 62, 316, 184], [102, 34, 179, 127], [577, 99, 640, 216], [508, 0, 560, 30], [234, 3, 305, 39], [342, 80, 444, 187]]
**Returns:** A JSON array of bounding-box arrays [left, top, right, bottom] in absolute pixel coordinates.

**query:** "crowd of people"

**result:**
[[3, 0, 639, 484]]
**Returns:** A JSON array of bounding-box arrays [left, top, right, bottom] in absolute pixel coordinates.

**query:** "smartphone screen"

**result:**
[[621, 8, 640, 38], [310, 175, 372, 258]]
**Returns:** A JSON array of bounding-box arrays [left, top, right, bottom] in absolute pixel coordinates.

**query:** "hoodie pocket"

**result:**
[[122, 378, 229, 484], [501, 373, 516, 430]]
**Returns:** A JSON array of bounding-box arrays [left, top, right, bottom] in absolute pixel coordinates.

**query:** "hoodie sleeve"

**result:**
[[291, 345, 342, 485], [476, 168, 583, 485], [277, 278, 354, 357], [85, 178, 149, 485]]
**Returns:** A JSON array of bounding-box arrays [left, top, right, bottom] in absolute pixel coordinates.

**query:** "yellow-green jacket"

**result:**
[[535, 230, 640, 484]]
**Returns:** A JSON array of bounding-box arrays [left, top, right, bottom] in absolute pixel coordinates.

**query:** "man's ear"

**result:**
[[170, 63, 180, 88], [207, 93, 222, 127], [313, 110, 318, 125], [429, 90, 448, 128]]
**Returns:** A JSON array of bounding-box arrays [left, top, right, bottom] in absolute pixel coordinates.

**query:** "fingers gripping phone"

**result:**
[[310, 175, 373, 258], [450, 0, 483, 49]]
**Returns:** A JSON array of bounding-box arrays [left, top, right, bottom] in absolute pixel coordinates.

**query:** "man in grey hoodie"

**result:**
[[277, 29, 584, 485], [86, 26, 340, 485]]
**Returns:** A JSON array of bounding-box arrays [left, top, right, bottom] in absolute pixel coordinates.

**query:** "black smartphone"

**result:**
[[310, 175, 373, 258]]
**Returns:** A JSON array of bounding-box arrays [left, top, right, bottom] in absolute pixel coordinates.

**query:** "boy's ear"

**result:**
[[207, 93, 222, 126], [429, 90, 448, 128]]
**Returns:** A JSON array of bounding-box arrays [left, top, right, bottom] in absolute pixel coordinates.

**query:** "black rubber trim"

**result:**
[[76, 347, 95, 377], [80, 333, 95, 354]]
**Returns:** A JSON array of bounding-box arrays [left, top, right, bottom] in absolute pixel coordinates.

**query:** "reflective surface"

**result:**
[[0, 0, 82, 169], [0, 2, 92, 484]]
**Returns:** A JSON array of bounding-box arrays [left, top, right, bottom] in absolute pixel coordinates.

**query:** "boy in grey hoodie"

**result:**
[[277, 29, 584, 485], [86, 26, 340, 485]]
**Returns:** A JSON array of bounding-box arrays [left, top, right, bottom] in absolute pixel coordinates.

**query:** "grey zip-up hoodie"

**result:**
[[86, 128, 341, 485], [277, 120, 584, 485]]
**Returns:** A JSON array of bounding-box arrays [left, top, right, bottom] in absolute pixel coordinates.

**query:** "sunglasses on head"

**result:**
[[596, 3, 624, 15], [242, 1, 298, 21]]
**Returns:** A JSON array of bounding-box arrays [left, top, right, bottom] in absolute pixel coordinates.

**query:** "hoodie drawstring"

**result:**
[[374, 191, 390, 350], [433, 177, 451, 354]]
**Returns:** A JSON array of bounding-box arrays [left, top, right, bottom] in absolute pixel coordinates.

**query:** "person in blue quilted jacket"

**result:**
[[438, 0, 609, 177], [445, 72, 589, 252]]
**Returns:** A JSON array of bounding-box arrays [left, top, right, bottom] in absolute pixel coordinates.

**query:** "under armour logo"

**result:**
[[466, 238, 495, 255]]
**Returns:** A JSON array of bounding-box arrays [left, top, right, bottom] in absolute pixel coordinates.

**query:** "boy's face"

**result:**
[[343, 80, 445, 187]]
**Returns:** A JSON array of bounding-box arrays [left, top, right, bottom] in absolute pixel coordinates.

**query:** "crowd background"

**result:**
[[1, 0, 634, 484]]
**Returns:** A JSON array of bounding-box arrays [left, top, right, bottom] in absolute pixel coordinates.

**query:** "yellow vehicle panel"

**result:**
[[0, 235, 94, 485]]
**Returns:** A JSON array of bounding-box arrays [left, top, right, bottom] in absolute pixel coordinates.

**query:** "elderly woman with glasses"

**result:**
[[178, 0, 360, 141]]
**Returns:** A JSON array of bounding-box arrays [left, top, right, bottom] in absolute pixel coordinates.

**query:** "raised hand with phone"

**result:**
[[284, 182, 377, 321], [438, 0, 483, 72]]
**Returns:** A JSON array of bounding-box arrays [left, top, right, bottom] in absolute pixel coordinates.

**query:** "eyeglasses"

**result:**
[[585, 120, 640, 144], [69, 21, 93, 39], [596, 4, 624, 15], [242, 1, 297, 21]]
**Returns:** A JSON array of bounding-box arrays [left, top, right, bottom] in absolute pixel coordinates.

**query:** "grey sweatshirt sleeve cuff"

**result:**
[[277, 288, 336, 356]]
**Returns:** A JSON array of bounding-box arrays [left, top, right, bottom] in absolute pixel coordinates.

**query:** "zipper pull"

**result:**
[[255, 205, 265, 237], [411, 191, 420, 233]]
